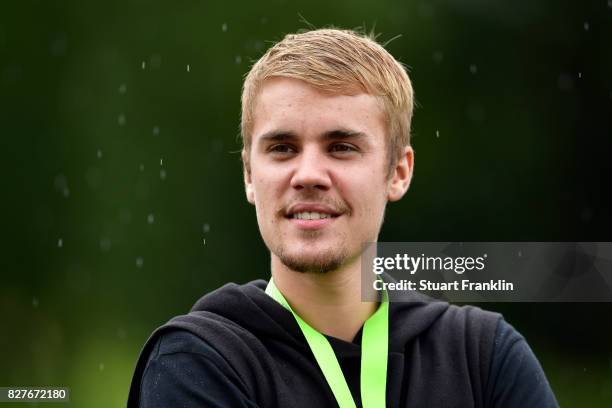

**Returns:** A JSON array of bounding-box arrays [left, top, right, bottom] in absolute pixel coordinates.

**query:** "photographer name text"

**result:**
[[374, 279, 514, 292]]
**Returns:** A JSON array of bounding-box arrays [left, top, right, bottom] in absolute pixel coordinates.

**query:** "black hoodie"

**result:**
[[128, 279, 558, 407]]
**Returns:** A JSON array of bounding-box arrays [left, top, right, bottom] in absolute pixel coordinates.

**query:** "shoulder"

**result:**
[[424, 302, 502, 357], [146, 329, 222, 360], [443, 303, 503, 342], [487, 319, 559, 407], [443, 302, 502, 326], [390, 296, 502, 345], [137, 329, 257, 408], [141, 329, 241, 386]]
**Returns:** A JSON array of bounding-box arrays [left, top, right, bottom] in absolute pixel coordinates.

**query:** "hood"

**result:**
[[188, 275, 450, 352], [128, 275, 452, 406]]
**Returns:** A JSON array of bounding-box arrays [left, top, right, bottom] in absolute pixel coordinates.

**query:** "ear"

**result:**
[[387, 146, 414, 202], [242, 150, 255, 204]]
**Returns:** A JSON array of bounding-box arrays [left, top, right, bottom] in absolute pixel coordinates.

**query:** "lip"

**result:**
[[284, 203, 342, 231], [288, 216, 338, 230], [285, 203, 342, 217]]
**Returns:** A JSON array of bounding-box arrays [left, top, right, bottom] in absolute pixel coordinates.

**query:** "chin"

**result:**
[[276, 250, 346, 273], [277, 248, 349, 274]]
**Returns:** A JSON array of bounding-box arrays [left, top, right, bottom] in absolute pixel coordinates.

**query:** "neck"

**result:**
[[270, 255, 378, 342]]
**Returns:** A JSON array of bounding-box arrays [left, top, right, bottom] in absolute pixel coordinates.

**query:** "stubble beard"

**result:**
[[275, 231, 354, 274]]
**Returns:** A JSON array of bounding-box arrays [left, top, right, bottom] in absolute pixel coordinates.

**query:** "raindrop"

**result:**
[[469, 64, 478, 74], [432, 51, 444, 63], [435, 130, 440, 138], [2, 63, 22, 84], [584, 22, 589, 31], [54, 174, 66, 189], [203, 223, 210, 233], [99, 363, 105, 371], [141, 60, 146, 70], [212, 139, 223, 153], [578, 72, 582, 79], [466, 103, 485, 123], [139, 164, 144, 172], [136, 257, 144, 268], [160, 158, 163, 166], [558, 73, 574, 91], [118, 114, 126, 126], [97, 149, 102, 159], [222, 23, 228, 32], [152, 126, 160, 136], [235, 55, 242, 64], [147, 213, 155, 224], [160, 169, 167, 180], [203, 238, 206, 246], [99, 237, 111, 252], [580, 207, 593, 223], [119, 208, 132, 224], [32, 297, 39, 308], [418, 3, 435, 18], [49, 33, 68, 57], [58, 238, 63, 248], [187, 64, 190, 72], [150, 54, 161, 69], [54, 174, 68, 194], [118, 83, 127, 94], [86, 166, 102, 190]]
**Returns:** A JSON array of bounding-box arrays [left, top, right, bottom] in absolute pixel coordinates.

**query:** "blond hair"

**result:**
[[241, 28, 414, 173]]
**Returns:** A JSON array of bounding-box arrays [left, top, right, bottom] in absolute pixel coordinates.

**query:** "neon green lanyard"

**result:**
[[265, 278, 388, 408]]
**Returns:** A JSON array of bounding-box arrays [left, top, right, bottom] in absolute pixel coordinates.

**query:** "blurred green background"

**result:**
[[1, 0, 611, 406]]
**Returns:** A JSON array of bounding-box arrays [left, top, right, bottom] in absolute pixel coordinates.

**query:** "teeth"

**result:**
[[293, 212, 332, 220]]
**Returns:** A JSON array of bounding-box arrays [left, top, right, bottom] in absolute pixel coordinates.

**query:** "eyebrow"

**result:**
[[257, 129, 369, 145]]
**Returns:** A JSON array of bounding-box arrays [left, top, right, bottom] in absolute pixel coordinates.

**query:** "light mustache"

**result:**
[[280, 198, 350, 216]]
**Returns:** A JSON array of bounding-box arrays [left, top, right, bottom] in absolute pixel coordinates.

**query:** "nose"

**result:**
[[290, 146, 331, 192]]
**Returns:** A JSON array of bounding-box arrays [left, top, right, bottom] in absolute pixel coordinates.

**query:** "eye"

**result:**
[[268, 144, 297, 154], [329, 143, 358, 154]]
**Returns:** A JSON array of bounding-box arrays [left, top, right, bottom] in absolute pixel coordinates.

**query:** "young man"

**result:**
[[128, 29, 558, 407]]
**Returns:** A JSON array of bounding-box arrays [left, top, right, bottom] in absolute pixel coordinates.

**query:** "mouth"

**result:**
[[284, 205, 343, 230], [287, 212, 339, 220]]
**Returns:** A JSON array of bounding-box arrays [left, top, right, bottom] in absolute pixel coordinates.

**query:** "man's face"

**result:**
[[244, 77, 412, 273]]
